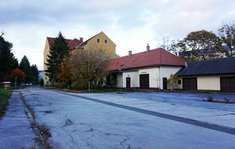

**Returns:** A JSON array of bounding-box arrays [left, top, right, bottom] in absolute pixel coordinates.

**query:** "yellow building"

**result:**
[[43, 31, 116, 85], [75, 31, 116, 58]]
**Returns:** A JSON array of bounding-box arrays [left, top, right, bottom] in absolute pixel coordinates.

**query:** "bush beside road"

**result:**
[[0, 89, 11, 117]]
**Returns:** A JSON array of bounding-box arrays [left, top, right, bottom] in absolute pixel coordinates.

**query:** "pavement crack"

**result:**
[[57, 91, 235, 135], [63, 119, 73, 127], [19, 90, 52, 149]]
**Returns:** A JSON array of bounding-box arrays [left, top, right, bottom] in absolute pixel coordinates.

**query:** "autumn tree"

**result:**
[[45, 32, 69, 84], [218, 23, 235, 57], [167, 74, 179, 90], [57, 55, 72, 88], [10, 67, 26, 84], [69, 49, 111, 89]]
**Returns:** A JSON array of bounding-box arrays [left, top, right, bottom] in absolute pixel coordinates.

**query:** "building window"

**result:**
[[104, 39, 108, 44], [178, 80, 181, 84], [97, 38, 100, 43]]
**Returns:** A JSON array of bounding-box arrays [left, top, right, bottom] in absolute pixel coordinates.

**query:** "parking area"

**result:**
[[2, 87, 235, 149]]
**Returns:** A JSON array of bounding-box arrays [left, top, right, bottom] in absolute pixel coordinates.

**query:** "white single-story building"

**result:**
[[177, 57, 235, 92], [107, 47, 185, 89]]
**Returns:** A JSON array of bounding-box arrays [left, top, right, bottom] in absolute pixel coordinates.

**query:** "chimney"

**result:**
[[128, 51, 132, 56], [184, 62, 187, 67], [79, 37, 83, 42], [146, 43, 150, 51]]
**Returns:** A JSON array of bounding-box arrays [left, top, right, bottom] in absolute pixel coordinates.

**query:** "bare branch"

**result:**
[[0, 32, 4, 37]]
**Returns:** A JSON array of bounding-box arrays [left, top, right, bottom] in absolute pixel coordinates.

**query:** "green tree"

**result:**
[[218, 23, 235, 57], [19, 55, 31, 83], [168, 30, 223, 61], [31, 64, 39, 85], [45, 32, 69, 84], [0, 34, 18, 81]]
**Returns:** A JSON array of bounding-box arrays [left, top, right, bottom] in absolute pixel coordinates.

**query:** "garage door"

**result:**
[[183, 78, 197, 90], [139, 74, 149, 89], [220, 77, 235, 92]]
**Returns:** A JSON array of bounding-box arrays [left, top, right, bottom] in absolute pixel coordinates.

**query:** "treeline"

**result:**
[[0, 34, 38, 86], [162, 23, 235, 61], [45, 32, 110, 89]]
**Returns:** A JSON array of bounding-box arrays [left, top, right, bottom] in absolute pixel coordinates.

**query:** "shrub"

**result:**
[[0, 89, 11, 116]]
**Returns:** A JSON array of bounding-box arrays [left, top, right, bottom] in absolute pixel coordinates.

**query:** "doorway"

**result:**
[[126, 77, 131, 88]]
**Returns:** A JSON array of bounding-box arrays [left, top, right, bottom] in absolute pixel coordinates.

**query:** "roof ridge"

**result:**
[[112, 48, 164, 60], [107, 48, 185, 71]]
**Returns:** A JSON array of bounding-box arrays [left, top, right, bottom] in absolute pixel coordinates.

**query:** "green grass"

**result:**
[[0, 89, 11, 117]]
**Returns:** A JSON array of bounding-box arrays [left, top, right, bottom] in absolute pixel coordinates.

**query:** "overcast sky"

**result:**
[[1, 0, 235, 70]]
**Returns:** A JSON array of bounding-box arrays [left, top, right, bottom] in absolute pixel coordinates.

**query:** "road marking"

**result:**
[[56, 91, 235, 135]]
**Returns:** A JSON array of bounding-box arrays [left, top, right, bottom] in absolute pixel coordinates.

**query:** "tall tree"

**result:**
[[19, 55, 31, 83], [167, 30, 223, 61], [45, 32, 69, 84], [0, 35, 18, 81], [31, 64, 39, 85], [218, 23, 235, 57]]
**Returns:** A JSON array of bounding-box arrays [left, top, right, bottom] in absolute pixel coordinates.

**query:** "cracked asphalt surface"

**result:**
[[1, 86, 235, 149], [58, 91, 235, 135]]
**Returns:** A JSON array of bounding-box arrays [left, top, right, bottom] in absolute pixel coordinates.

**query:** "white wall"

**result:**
[[138, 67, 160, 88], [197, 76, 220, 91], [116, 73, 123, 88], [117, 66, 183, 89], [122, 71, 139, 88], [159, 66, 182, 89]]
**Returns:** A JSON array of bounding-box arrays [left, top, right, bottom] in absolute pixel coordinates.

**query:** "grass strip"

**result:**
[[0, 89, 11, 117]]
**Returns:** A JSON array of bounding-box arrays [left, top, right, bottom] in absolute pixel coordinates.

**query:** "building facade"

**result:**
[[75, 31, 116, 58], [107, 47, 185, 89], [177, 57, 235, 92], [43, 31, 116, 85]]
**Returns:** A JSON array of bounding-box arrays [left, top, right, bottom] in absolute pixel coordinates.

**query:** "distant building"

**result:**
[[74, 31, 116, 58], [177, 57, 235, 92], [43, 31, 116, 85], [106, 46, 185, 89]]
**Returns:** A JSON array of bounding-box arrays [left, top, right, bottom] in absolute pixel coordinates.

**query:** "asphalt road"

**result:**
[[1, 87, 235, 149], [58, 91, 235, 135]]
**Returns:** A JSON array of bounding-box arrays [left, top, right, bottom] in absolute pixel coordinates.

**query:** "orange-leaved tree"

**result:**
[[10, 67, 26, 84]]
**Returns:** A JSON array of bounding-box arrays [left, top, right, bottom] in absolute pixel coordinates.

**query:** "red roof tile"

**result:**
[[47, 37, 83, 49], [106, 48, 185, 71]]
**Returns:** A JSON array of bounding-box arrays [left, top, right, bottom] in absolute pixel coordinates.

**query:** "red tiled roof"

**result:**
[[106, 48, 185, 71], [47, 37, 83, 49]]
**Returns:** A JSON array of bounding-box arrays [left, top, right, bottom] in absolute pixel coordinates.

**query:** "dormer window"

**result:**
[[104, 39, 108, 44], [97, 38, 100, 43]]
